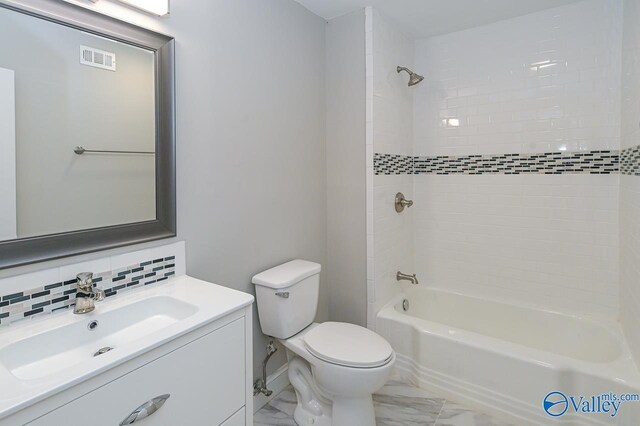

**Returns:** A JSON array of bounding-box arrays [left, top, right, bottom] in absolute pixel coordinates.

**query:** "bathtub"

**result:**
[[376, 288, 640, 426]]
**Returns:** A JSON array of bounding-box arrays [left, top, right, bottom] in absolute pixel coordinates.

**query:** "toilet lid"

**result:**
[[303, 322, 393, 368]]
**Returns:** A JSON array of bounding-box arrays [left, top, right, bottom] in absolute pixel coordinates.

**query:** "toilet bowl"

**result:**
[[281, 322, 395, 426], [252, 260, 395, 426]]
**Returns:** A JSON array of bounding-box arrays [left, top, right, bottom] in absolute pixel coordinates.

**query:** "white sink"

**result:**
[[0, 296, 197, 380], [0, 275, 254, 420]]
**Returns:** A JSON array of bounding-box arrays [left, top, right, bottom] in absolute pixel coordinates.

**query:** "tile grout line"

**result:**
[[434, 399, 448, 425]]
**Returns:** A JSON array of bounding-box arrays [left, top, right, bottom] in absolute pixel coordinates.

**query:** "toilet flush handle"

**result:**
[[275, 291, 290, 298]]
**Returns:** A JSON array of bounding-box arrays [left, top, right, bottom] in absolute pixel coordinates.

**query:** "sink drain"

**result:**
[[93, 346, 114, 357]]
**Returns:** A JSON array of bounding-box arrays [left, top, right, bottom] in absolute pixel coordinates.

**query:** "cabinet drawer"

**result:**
[[29, 318, 245, 426]]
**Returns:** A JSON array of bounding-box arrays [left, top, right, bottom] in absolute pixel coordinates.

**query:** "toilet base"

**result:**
[[293, 405, 332, 426], [288, 356, 332, 426], [331, 396, 376, 426], [286, 355, 378, 426], [290, 390, 376, 426], [280, 325, 393, 426]]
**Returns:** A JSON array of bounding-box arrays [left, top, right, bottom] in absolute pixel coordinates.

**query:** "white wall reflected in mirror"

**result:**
[[0, 67, 16, 241], [0, 6, 157, 241]]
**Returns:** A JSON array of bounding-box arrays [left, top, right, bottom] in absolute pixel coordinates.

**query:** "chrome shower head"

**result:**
[[397, 66, 424, 87]]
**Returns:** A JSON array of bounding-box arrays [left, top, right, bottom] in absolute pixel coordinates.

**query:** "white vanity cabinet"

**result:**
[[0, 278, 254, 426], [28, 318, 246, 426]]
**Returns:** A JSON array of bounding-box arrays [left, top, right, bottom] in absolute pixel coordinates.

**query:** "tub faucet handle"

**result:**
[[397, 271, 419, 285], [395, 193, 414, 213]]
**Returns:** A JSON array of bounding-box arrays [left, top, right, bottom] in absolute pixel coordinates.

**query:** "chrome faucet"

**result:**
[[74, 272, 105, 314], [397, 271, 419, 285]]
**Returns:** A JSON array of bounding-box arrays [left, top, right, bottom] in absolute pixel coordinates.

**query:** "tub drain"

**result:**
[[93, 346, 114, 357]]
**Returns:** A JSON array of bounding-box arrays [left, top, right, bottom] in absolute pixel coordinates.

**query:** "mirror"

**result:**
[[0, 1, 175, 269]]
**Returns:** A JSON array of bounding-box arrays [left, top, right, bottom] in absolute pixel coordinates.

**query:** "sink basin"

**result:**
[[0, 296, 197, 380], [0, 275, 254, 420]]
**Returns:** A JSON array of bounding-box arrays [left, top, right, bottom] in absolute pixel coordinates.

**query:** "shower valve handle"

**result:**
[[395, 192, 414, 213]]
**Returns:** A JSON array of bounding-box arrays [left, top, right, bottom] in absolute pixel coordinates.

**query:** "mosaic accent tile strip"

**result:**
[[374, 153, 414, 175], [375, 150, 620, 175], [0, 257, 176, 326], [621, 144, 640, 176], [414, 151, 619, 175]]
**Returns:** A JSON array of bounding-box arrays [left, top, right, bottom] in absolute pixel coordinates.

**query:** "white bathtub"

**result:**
[[377, 288, 640, 426]]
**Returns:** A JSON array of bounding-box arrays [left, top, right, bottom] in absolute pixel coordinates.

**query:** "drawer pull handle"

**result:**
[[120, 394, 170, 425]]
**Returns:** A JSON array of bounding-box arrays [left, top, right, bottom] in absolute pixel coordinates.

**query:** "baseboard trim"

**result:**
[[253, 363, 291, 413]]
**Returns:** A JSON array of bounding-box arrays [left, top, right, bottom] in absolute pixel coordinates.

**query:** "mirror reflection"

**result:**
[[0, 6, 156, 241]]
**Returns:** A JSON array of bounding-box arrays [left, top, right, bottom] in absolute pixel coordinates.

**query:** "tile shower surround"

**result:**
[[374, 149, 631, 175], [367, 0, 624, 324], [0, 258, 176, 325]]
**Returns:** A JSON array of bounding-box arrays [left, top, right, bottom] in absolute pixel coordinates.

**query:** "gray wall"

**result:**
[[0, 7, 155, 238], [325, 10, 367, 326], [165, 0, 328, 379]]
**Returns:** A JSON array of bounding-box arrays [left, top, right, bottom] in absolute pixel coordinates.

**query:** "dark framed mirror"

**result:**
[[0, 0, 176, 269]]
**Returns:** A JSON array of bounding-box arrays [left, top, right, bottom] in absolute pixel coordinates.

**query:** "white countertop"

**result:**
[[0, 275, 254, 419]]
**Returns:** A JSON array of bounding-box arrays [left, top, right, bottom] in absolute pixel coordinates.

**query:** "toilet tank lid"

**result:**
[[252, 260, 321, 289]]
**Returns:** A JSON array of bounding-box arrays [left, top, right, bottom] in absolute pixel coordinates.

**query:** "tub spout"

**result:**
[[397, 271, 419, 285]]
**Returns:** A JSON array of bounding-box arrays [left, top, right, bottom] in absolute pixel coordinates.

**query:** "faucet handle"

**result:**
[[76, 272, 94, 289], [94, 288, 106, 302], [395, 193, 414, 213], [77, 272, 93, 281]]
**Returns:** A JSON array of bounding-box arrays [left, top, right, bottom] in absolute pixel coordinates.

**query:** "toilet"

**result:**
[[252, 260, 395, 426]]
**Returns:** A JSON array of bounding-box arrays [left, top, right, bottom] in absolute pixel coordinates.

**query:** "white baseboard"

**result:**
[[253, 363, 291, 413]]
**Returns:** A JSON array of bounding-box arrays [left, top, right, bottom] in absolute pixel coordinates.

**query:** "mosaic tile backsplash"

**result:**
[[621, 144, 640, 176], [0, 242, 184, 326], [375, 150, 624, 176]]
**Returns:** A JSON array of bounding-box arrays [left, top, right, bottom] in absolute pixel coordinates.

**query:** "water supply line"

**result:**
[[253, 340, 278, 396]]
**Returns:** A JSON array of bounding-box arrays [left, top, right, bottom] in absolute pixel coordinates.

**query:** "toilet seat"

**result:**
[[303, 322, 393, 368]]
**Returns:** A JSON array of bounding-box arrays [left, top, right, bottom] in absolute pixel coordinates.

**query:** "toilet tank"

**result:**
[[252, 260, 321, 339]]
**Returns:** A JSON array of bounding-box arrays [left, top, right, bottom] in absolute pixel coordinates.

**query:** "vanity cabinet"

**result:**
[[28, 318, 245, 426], [0, 299, 254, 426]]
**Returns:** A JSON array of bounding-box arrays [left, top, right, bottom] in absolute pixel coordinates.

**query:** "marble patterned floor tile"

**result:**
[[375, 380, 444, 400], [434, 401, 514, 426], [269, 387, 298, 417], [374, 393, 444, 425], [254, 380, 513, 426], [254, 403, 298, 426]]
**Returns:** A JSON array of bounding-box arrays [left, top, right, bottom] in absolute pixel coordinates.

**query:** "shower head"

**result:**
[[397, 66, 424, 87]]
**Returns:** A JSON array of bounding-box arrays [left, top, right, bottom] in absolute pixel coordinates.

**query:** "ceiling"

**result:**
[[292, 0, 584, 39]]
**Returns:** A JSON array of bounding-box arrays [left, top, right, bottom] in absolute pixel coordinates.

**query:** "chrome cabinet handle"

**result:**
[[275, 291, 290, 298], [120, 394, 170, 425]]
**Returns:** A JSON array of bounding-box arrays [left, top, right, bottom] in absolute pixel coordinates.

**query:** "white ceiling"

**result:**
[[293, 0, 584, 39]]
